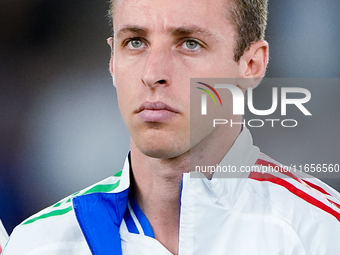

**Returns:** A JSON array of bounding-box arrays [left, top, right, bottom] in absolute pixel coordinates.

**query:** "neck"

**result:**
[[130, 147, 187, 254], [130, 124, 241, 254]]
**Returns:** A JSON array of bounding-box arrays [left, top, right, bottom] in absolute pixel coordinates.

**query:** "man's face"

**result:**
[[112, 0, 241, 159]]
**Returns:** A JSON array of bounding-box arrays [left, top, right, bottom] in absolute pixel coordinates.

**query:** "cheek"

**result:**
[[114, 65, 139, 107], [114, 51, 141, 81], [115, 82, 135, 128], [115, 89, 127, 121], [180, 55, 239, 80]]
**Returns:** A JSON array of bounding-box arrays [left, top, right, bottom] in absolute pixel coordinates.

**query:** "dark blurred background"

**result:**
[[0, 0, 339, 234]]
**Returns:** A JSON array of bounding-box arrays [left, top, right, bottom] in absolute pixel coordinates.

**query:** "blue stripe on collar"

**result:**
[[130, 197, 155, 238], [124, 203, 139, 234], [73, 189, 129, 255], [180, 178, 183, 207]]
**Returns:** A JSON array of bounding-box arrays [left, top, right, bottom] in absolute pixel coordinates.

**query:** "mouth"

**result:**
[[135, 101, 179, 122]]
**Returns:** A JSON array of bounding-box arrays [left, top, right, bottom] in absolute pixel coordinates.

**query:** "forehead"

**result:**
[[112, 0, 233, 35]]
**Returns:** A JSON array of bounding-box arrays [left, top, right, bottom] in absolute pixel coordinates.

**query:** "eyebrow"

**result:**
[[116, 26, 149, 38], [168, 25, 213, 37], [115, 25, 213, 38]]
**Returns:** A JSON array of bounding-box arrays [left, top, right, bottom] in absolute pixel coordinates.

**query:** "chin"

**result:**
[[135, 137, 189, 160], [130, 122, 190, 159]]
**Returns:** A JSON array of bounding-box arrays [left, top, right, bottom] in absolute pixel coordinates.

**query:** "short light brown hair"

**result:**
[[109, 0, 268, 62], [229, 0, 268, 62]]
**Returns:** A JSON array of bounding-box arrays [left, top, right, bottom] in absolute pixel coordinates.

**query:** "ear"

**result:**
[[238, 40, 269, 90], [107, 37, 116, 86]]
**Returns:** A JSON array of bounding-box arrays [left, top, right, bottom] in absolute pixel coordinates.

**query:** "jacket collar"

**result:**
[[72, 128, 259, 254], [187, 127, 260, 208], [72, 154, 131, 255], [215, 126, 260, 178]]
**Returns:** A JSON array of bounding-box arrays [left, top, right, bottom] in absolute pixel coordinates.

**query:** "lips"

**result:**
[[136, 101, 179, 122]]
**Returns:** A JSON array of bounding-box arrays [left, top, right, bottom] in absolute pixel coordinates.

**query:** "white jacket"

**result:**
[[0, 219, 8, 254], [4, 128, 340, 254]]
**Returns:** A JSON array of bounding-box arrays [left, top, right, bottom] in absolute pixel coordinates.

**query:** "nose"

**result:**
[[141, 46, 172, 89]]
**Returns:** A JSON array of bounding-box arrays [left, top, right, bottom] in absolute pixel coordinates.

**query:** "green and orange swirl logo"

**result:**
[[196, 82, 223, 106]]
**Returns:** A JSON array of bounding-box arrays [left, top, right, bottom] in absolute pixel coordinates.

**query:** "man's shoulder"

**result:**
[[232, 154, 340, 254], [247, 153, 340, 218], [3, 171, 124, 255], [21, 170, 124, 226], [243, 153, 340, 249]]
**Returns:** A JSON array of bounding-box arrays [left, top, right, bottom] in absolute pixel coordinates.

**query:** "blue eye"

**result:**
[[185, 40, 200, 50], [129, 39, 144, 48]]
